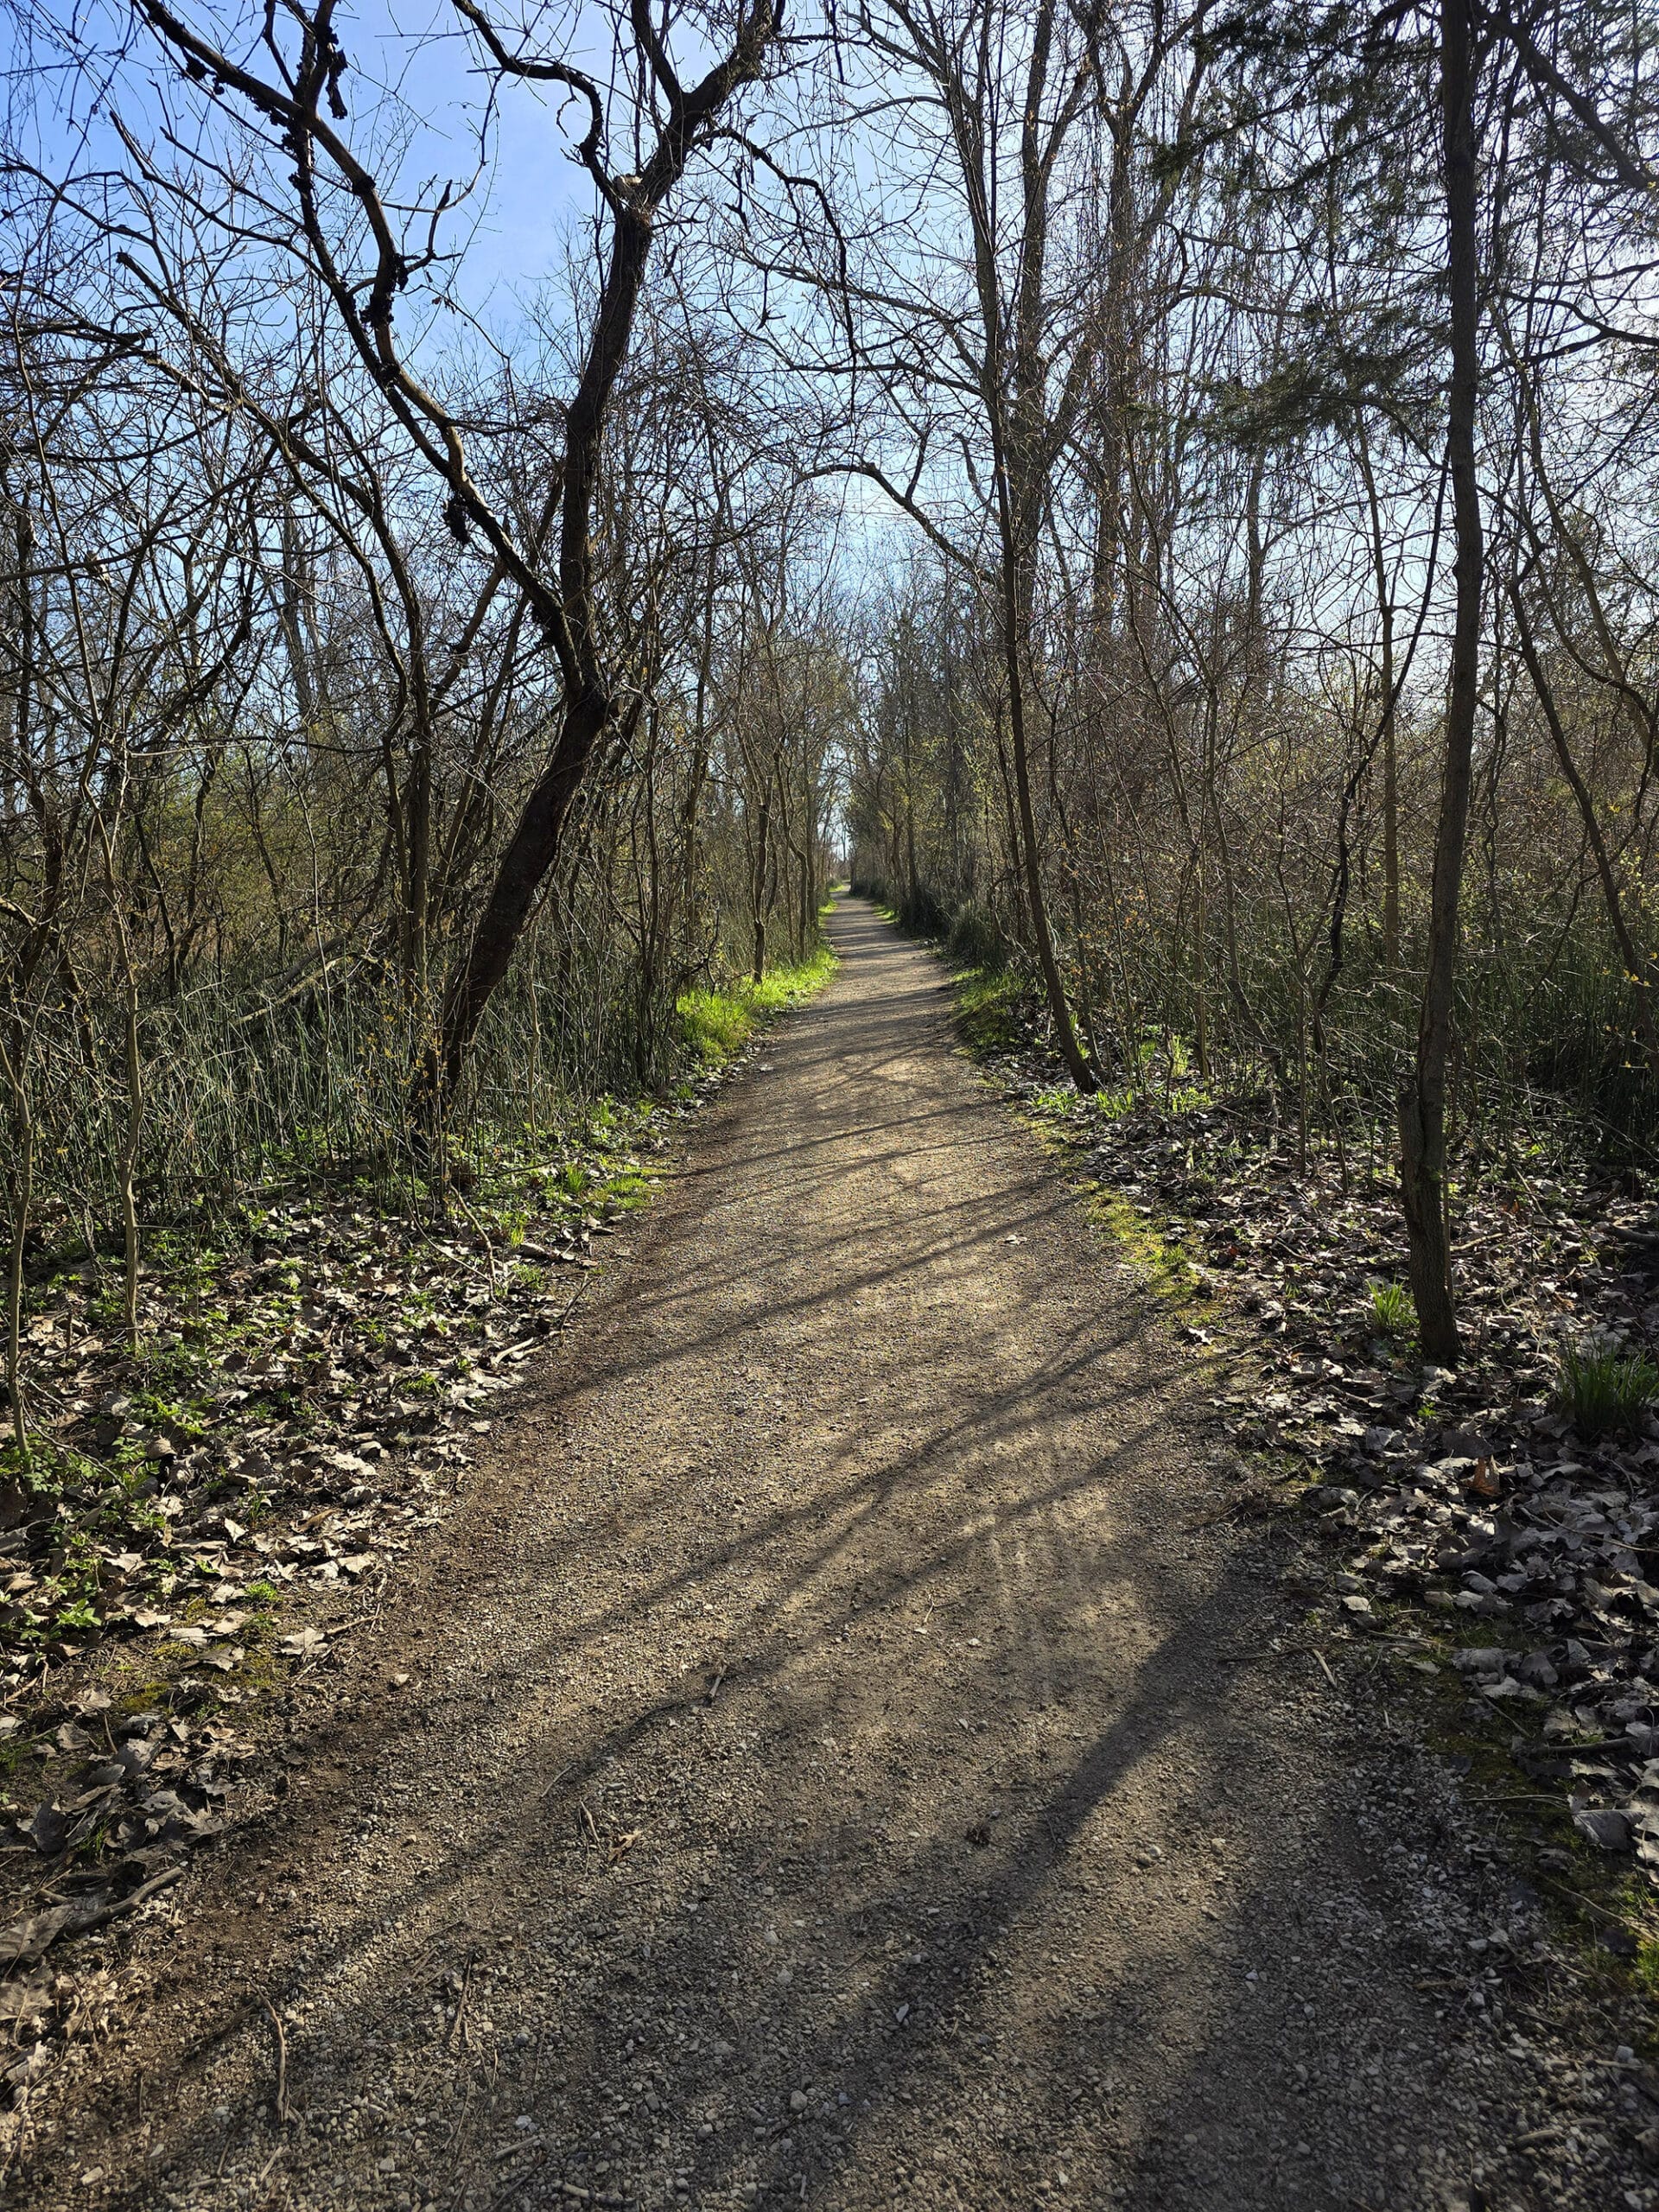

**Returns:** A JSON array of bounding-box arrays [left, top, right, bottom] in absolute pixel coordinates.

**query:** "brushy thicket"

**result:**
[[850, 595, 1659, 1177], [16, 781, 836, 1266], [2, 188, 848, 1464]]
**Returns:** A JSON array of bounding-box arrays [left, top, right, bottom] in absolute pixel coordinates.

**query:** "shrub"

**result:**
[[944, 901, 1008, 970]]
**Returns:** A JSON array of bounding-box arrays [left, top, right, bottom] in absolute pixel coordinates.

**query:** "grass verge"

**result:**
[[677, 944, 838, 1066], [951, 964, 1027, 1054]]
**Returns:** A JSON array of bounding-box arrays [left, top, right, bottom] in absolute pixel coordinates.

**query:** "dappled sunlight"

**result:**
[[43, 901, 1532, 2212]]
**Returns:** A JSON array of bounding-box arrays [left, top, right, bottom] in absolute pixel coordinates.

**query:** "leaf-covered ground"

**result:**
[[0, 955, 835, 2074], [963, 967, 1659, 1949]]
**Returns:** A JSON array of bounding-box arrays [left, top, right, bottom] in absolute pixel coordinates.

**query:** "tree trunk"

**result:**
[[419, 3, 778, 1102], [1398, 0, 1482, 1365], [437, 686, 612, 1096], [2, 1055, 30, 1461], [751, 783, 772, 983], [1000, 546, 1096, 1092], [1510, 582, 1659, 1078], [1355, 420, 1401, 971]]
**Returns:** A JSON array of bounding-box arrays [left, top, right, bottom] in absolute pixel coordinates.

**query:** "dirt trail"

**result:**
[[37, 900, 1638, 2211]]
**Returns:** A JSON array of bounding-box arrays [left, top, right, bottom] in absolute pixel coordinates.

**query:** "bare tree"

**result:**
[[127, 0, 781, 1104]]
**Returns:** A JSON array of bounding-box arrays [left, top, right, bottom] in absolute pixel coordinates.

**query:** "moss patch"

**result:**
[[1080, 1184, 1204, 1302]]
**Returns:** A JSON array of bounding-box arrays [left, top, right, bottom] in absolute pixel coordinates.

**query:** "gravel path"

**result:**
[[36, 899, 1656, 2211]]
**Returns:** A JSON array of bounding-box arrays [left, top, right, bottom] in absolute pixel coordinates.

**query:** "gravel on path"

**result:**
[[30, 899, 1658, 2212]]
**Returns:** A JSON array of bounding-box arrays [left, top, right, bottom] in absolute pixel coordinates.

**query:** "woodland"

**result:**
[[3, 5, 1659, 1645], [5, 5, 1659, 2187]]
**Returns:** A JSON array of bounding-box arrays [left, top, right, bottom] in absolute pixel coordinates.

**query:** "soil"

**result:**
[[24, 899, 1659, 2211]]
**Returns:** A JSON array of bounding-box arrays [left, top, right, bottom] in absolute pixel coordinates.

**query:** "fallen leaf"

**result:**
[[20, 1802, 68, 1855], [0, 1906, 71, 1969], [1573, 1802, 1634, 1852]]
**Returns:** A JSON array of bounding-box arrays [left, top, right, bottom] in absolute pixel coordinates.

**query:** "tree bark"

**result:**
[[1398, 0, 1482, 1365]]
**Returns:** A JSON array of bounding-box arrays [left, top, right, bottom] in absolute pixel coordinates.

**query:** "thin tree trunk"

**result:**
[[752, 779, 772, 984], [993, 484, 1096, 1090], [1399, 0, 1482, 1365], [1510, 582, 1659, 1077], [1355, 421, 1401, 970], [95, 807, 145, 1355], [2, 1046, 30, 1462]]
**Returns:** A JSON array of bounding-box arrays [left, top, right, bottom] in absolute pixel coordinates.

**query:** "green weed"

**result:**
[[676, 946, 837, 1065], [1554, 1339, 1659, 1437], [1370, 1280, 1415, 1338]]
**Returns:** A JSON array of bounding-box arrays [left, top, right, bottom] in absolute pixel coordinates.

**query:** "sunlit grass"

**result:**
[[952, 965, 1025, 1052], [1370, 1280, 1415, 1338], [676, 944, 838, 1065]]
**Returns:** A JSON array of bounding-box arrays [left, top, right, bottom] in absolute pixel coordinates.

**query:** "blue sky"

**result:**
[[10, 0, 608, 326], [345, 0, 598, 314]]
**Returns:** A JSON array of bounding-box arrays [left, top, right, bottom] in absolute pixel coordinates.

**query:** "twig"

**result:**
[[262, 1996, 289, 2126], [252, 2142, 286, 2196], [454, 1198, 499, 1298], [71, 1860, 184, 1938], [446, 1949, 478, 2051]]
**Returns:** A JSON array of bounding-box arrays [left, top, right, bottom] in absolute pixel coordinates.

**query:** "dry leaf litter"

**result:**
[[0, 1059, 754, 2135], [984, 1035, 1659, 1910]]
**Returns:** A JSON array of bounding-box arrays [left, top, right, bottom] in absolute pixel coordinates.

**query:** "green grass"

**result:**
[[952, 964, 1025, 1052], [676, 945, 837, 1065], [1554, 1338, 1659, 1437], [1370, 1280, 1415, 1338]]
